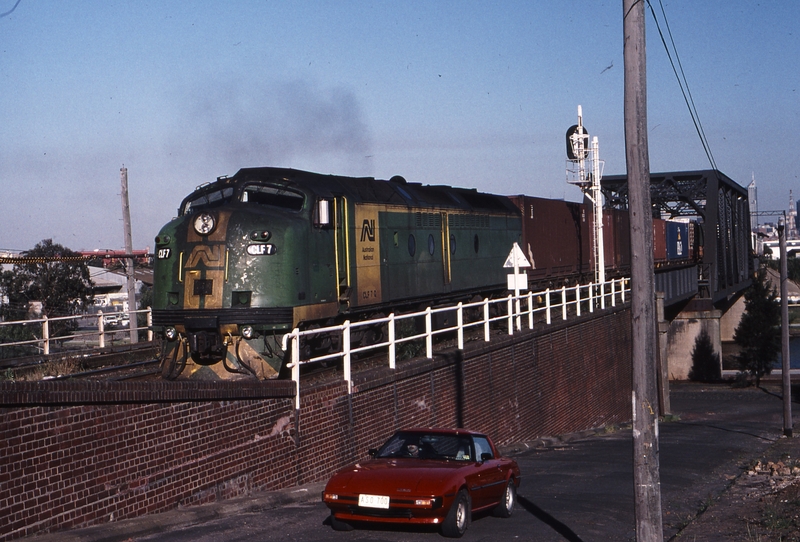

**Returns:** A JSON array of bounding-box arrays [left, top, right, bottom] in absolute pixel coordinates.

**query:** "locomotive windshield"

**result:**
[[181, 187, 235, 216], [242, 184, 305, 211]]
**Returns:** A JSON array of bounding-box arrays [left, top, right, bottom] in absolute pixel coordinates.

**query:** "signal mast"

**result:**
[[566, 105, 605, 285]]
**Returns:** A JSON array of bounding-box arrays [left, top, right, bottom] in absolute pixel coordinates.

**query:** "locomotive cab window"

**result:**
[[181, 187, 235, 216], [241, 184, 305, 211]]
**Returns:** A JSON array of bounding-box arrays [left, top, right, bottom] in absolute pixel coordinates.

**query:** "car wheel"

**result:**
[[441, 489, 470, 538], [492, 479, 516, 518], [329, 512, 353, 531]]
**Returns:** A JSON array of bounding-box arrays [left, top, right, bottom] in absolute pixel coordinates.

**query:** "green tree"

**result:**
[[733, 268, 780, 386], [688, 329, 721, 382], [0, 239, 94, 339]]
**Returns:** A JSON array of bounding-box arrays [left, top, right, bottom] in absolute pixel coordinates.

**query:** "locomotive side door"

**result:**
[[334, 196, 351, 306]]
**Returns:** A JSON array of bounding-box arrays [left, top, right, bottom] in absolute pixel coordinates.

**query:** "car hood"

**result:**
[[326, 459, 468, 496]]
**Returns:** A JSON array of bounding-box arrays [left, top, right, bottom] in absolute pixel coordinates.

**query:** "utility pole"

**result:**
[[779, 216, 793, 437], [623, 0, 663, 540], [120, 166, 138, 344]]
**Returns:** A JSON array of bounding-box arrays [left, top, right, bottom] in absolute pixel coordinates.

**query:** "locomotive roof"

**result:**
[[227, 167, 520, 215]]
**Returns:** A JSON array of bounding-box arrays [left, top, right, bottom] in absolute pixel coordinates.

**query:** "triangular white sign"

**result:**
[[503, 243, 531, 268]]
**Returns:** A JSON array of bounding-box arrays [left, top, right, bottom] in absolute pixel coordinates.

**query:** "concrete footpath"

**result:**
[[28, 381, 800, 541]]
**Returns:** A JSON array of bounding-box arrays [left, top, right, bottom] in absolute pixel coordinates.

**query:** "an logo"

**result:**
[[186, 244, 224, 268], [360, 219, 375, 242]]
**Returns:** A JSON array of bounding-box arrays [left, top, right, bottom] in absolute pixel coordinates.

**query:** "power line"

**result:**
[[0, 0, 22, 18], [647, 0, 718, 171]]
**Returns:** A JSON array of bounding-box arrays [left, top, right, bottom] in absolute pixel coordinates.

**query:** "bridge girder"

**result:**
[[600, 169, 753, 305]]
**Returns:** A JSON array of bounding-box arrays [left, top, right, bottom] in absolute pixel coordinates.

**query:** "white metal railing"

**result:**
[[0, 308, 153, 355], [282, 278, 630, 409]]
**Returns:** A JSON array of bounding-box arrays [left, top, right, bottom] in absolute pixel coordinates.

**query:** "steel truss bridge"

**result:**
[[601, 169, 753, 308]]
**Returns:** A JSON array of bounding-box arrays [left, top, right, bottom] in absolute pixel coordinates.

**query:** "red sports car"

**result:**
[[322, 428, 521, 538]]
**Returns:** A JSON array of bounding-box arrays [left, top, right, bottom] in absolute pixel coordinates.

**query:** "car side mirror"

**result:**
[[368, 448, 378, 458], [480, 452, 493, 462]]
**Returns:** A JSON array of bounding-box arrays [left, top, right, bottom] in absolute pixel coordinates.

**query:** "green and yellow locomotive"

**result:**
[[152, 167, 522, 379]]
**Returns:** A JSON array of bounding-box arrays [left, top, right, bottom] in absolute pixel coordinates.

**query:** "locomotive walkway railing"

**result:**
[[0, 308, 153, 357], [282, 277, 630, 409]]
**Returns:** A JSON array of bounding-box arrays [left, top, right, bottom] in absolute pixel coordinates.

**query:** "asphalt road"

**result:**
[[32, 381, 799, 542]]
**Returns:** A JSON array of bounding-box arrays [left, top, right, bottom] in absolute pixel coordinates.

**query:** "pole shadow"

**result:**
[[516, 495, 586, 542]]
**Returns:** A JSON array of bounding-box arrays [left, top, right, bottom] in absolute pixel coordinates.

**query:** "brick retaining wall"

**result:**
[[0, 307, 631, 540]]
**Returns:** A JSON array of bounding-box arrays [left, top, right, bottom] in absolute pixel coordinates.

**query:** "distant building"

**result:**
[[789, 190, 799, 239], [88, 266, 145, 314], [748, 175, 757, 225]]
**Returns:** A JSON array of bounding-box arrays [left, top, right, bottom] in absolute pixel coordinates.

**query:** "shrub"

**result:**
[[688, 329, 721, 382]]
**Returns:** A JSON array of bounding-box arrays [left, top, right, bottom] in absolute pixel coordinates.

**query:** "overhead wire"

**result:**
[[646, 0, 718, 171]]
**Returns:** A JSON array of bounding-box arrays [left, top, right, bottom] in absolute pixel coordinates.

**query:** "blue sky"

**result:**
[[1, 1, 797, 252]]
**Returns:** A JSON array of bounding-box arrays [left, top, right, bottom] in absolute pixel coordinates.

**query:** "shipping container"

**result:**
[[653, 218, 667, 262], [665, 220, 690, 260], [508, 195, 591, 284]]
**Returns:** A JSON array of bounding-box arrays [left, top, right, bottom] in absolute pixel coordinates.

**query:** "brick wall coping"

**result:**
[[0, 379, 296, 407]]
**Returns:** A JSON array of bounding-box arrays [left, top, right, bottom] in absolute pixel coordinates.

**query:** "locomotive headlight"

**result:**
[[241, 325, 255, 339], [165, 327, 178, 341], [193, 213, 216, 235]]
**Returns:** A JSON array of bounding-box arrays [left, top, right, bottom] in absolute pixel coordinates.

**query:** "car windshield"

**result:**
[[181, 187, 235, 216], [376, 432, 474, 461]]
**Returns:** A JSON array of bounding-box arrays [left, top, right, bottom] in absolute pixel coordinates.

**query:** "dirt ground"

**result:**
[[674, 430, 800, 541]]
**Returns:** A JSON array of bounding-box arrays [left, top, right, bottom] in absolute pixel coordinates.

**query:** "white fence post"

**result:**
[[42, 316, 50, 355], [425, 308, 433, 359], [147, 308, 153, 341], [576, 285, 582, 317], [600, 281, 606, 310], [545, 288, 552, 325], [290, 329, 301, 410], [343, 321, 352, 393], [388, 313, 396, 369], [611, 279, 617, 307], [507, 295, 514, 335], [98, 311, 105, 348], [483, 298, 490, 342], [561, 286, 567, 321], [527, 292, 534, 330], [457, 303, 464, 350]]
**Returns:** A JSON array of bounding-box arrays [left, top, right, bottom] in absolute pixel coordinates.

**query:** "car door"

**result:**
[[472, 436, 507, 509]]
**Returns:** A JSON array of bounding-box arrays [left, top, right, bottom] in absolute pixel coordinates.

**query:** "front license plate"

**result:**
[[358, 494, 390, 509]]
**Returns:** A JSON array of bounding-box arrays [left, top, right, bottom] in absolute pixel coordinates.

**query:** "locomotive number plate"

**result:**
[[358, 494, 390, 509], [157, 248, 171, 259]]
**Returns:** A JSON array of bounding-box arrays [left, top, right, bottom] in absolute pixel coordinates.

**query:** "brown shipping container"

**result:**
[[509, 195, 591, 282], [653, 218, 667, 263], [603, 209, 631, 273]]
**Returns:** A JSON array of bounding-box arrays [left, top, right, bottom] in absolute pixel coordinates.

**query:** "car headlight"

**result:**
[[193, 213, 215, 235]]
